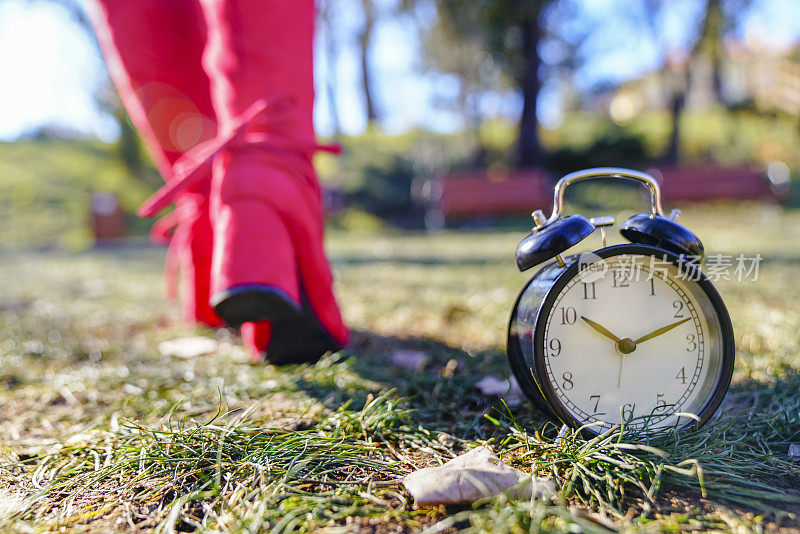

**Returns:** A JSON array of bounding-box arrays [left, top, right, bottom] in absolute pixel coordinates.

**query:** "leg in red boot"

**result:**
[[90, 0, 222, 327], [209, 151, 347, 364], [176, 195, 221, 327], [199, 0, 348, 362], [209, 192, 301, 324]]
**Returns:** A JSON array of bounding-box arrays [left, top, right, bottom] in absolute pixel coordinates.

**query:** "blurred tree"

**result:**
[[415, 0, 553, 168], [25, 0, 152, 182], [639, 0, 685, 163], [358, 0, 380, 124], [547, 126, 649, 176], [318, 0, 341, 137], [351, 155, 415, 218], [641, 0, 747, 163], [114, 107, 143, 174], [502, 1, 548, 168], [694, 0, 725, 102], [401, 0, 503, 163]]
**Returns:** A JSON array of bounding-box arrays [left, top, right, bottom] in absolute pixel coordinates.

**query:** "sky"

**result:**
[[0, 0, 799, 142]]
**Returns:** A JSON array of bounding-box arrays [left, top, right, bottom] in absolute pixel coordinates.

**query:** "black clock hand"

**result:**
[[634, 317, 692, 345]]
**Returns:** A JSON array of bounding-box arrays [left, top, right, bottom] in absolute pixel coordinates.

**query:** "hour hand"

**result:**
[[580, 316, 621, 343]]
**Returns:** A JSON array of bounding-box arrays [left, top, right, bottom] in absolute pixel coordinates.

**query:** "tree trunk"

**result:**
[[358, 0, 379, 123], [665, 88, 685, 164], [696, 0, 724, 103], [518, 11, 542, 168]]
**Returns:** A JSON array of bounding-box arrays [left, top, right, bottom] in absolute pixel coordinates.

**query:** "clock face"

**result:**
[[529, 248, 732, 433]]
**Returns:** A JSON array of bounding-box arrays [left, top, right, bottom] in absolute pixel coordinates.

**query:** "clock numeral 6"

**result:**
[[548, 338, 562, 357], [559, 306, 577, 325], [622, 403, 635, 420], [561, 371, 574, 390]]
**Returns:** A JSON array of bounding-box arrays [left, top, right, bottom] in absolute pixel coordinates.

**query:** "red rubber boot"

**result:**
[[200, 0, 348, 362], [90, 0, 222, 327]]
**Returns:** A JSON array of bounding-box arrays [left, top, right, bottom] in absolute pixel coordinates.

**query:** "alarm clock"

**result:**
[[507, 168, 734, 435]]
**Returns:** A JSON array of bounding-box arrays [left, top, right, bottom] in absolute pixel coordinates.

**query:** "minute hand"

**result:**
[[634, 317, 692, 345]]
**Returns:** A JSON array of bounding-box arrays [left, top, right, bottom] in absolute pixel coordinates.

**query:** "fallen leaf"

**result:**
[[391, 350, 429, 371], [441, 358, 458, 377], [475, 375, 525, 406], [0, 297, 31, 313], [437, 432, 457, 448], [475, 376, 511, 396], [0, 490, 26, 521], [158, 336, 218, 359], [403, 446, 555, 505]]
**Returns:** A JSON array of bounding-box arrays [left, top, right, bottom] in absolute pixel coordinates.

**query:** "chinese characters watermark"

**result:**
[[577, 253, 763, 282]]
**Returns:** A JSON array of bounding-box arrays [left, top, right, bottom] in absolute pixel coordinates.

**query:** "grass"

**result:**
[[0, 203, 799, 532], [0, 139, 160, 248]]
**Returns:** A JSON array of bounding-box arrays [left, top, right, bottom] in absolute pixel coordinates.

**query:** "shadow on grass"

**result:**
[[720, 372, 800, 453], [290, 328, 551, 441], [290, 328, 800, 454]]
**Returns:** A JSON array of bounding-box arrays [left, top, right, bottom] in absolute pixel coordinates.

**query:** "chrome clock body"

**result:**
[[507, 244, 735, 435]]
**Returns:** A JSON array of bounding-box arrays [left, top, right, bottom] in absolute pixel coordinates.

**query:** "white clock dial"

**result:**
[[542, 253, 723, 432]]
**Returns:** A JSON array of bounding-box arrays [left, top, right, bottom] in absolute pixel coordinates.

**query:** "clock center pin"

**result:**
[[617, 337, 636, 354]]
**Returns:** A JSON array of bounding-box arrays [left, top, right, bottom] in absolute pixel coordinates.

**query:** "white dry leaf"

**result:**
[[0, 490, 26, 521], [789, 443, 800, 457], [158, 336, 218, 359], [475, 375, 525, 406], [403, 446, 555, 505], [391, 350, 429, 371], [475, 376, 510, 396], [504, 376, 525, 406]]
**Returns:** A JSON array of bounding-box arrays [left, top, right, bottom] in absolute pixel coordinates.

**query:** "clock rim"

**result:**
[[506, 259, 563, 420], [509, 243, 735, 436]]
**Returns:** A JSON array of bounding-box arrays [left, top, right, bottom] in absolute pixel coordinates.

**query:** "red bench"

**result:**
[[433, 169, 551, 219], [650, 165, 788, 203], [427, 165, 788, 224]]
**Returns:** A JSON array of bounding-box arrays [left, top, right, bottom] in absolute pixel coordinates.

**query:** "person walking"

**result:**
[[90, 0, 348, 364]]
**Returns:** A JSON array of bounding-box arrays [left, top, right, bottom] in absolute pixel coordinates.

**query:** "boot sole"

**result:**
[[211, 284, 343, 365], [211, 284, 301, 327]]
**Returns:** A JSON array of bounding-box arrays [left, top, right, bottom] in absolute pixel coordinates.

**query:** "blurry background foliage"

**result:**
[[2, 0, 800, 244]]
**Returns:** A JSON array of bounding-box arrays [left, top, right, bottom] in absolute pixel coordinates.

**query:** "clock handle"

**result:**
[[545, 167, 666, 225]]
